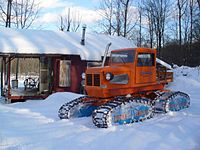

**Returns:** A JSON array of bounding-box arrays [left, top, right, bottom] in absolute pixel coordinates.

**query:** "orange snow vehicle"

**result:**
[[58, 45, 190, 128]]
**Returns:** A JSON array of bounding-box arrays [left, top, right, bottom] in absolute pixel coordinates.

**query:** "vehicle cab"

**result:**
[[84, 48, 160, 98]]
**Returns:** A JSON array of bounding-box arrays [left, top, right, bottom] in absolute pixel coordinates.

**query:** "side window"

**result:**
[[59, 60, 71, 87], [137, 53, 155, 66]]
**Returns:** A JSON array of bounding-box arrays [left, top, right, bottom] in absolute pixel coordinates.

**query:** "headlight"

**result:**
[[105, 72, 113, 81], [81, 73, 86, 79]]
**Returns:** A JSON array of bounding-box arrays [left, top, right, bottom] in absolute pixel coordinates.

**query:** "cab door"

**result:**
[[135, 53, 156, 84]]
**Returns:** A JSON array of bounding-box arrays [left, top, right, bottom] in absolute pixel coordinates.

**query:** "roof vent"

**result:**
[[81, 24, 87, 45]]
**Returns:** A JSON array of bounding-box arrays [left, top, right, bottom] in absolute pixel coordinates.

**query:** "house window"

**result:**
[[59, 60, 71, 87], [137, 53, 155, 66]]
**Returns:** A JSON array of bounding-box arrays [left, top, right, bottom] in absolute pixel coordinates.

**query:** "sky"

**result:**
[[36, 0, 102, 32]]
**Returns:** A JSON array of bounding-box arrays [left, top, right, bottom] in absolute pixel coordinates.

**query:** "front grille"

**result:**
[[86, 74, 92, 86], [94, 74, 100, 86], [86, 74, 100, 86]]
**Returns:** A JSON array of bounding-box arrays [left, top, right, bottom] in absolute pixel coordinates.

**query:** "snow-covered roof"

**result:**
[[0, 28, 134, 61]]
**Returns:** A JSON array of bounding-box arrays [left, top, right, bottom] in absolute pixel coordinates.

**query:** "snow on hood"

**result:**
[[0, 28, 134, 61]]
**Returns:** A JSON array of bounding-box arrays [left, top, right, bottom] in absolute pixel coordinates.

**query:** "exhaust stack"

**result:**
[[102, 42, 112, 67], [81, 24, 87, 45]]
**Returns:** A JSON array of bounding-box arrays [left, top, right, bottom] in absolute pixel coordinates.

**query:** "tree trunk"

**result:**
[[116, 0, 121, 36], [6, 0, 12, 28], [138, 9, 142, 47], [123, 0, 129, 37], [197, 0, 200, 10], [178, 0, 182, 48]]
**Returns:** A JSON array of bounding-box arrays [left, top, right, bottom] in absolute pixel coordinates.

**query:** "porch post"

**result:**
[[1, 57, 3, 96], [7, 57, 11, 97], [16, 58, 19, 80], [48, 57, 52, 93], [2, 57, 7, 96], [39, 56, 48, 93]]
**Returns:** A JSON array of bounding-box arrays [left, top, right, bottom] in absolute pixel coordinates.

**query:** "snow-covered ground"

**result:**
[[0, 67, 200, 150]]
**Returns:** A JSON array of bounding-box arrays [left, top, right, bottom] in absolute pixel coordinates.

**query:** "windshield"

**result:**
[[110, 50, 135, 64]]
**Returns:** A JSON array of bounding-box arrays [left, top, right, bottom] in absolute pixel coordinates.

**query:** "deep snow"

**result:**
[[0, 66, 200, 150]]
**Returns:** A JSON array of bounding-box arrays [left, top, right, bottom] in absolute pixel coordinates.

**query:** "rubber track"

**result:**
[[92, 97, 154, 128], [154, 91, 190, 113], [58, 96, 86, 119], [165, 91, 190, 112]]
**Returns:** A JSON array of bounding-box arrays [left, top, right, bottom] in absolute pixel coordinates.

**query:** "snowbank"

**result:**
[[0, 67, 200, 150]]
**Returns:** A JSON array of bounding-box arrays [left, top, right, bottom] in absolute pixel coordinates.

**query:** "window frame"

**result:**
[[59, 60, 71, 87], [137, 53, 155, 67]]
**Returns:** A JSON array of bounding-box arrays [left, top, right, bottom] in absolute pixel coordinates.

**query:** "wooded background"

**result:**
[[97, 0, 200, 66], [0, 0, 200, 67]]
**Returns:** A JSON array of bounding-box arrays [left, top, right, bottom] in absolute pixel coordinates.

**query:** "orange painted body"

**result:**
[[84, 48, 172, 104]]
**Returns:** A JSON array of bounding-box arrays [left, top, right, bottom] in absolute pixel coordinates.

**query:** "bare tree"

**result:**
[[197, 0, 200, 10], [177, 0, 188, 47], [0, 0, 12, 27], [6, 0, 12, 27], [137, 5, 142, 47], [66, 8, 71, 31], [59, 15, 65, 31], [189, 0, 194, 45], [119, 0, 137, 37], [141, 0, 171, 56], [147, 10, 155, 48], [193, 18, 200, 41], [98, 0, 115, 35], [12, 0, 39, 29], [192, 0, 200, 41], [71, 9, 81, 32], [141, 2, 155, 48], [115, 0, 121, 36], [98, 0, 137, 38], [183, 1, 190, 44], [0, 0, 40, 29], [134, 1, 154, 48], [59, 8, 82, 32]]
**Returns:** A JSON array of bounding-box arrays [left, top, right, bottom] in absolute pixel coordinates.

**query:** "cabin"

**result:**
[[0, 28, 133, 102]]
